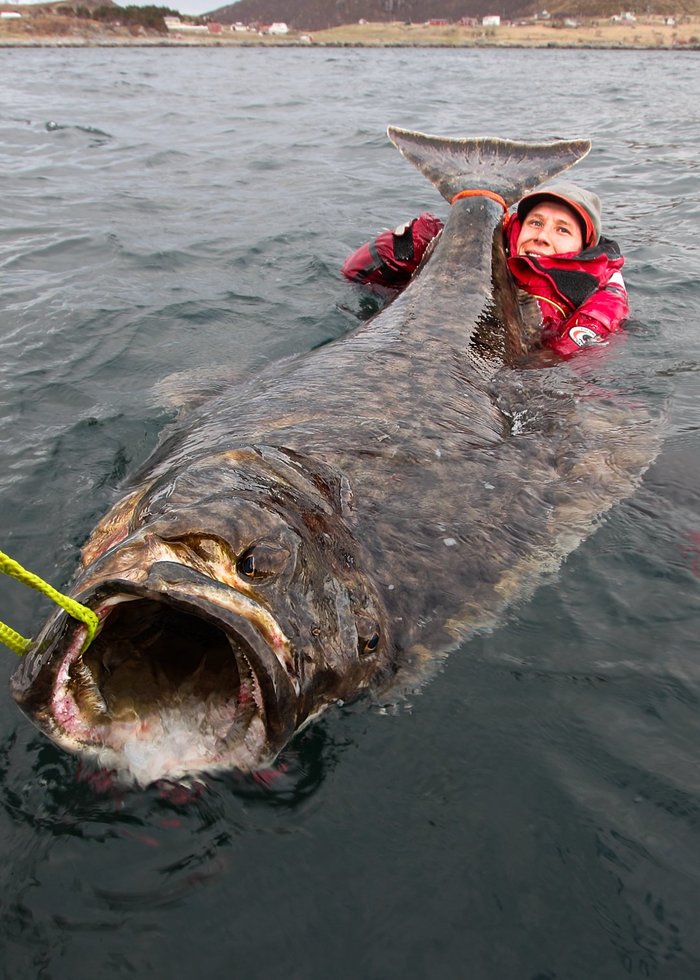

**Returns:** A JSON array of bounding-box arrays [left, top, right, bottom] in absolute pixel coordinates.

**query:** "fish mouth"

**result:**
[[18, 564, 299, 784]]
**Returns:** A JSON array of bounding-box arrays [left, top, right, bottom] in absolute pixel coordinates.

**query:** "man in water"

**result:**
[[341, 184, 628, 357]]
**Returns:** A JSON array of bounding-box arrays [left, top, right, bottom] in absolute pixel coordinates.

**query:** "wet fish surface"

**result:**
[[11, 129, 661, 785]]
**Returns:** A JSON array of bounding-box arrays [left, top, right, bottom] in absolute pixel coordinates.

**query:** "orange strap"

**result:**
[[450, 189, 510, 221]]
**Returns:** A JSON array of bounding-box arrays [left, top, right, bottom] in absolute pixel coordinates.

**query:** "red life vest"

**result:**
[[341, 212, 629, 357], [505, 216, 628, 355]]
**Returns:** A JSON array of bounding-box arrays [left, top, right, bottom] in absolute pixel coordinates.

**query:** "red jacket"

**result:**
[[341, 212, 629, 357], [504, 215, 628, 356], [340, 213, 444, 289]]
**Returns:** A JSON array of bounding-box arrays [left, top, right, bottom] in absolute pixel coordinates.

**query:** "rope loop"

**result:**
[[0, 549, 98, 657]]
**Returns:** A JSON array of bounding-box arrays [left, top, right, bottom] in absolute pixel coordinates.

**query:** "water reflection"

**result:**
[[0, 718, 347, 944]]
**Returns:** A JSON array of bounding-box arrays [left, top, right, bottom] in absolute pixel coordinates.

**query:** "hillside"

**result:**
[[0, 1, 182, 38], [209, 0, 528, 29], [1, 0, 697, 44], [209, 0, 517, 29], [208, 0, 700, 29]]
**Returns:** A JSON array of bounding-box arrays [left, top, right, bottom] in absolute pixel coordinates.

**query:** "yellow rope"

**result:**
[[0, 549, 99, 657], [0, 621, 31, 656]]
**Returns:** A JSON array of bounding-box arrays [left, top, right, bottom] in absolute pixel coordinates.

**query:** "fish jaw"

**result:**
[[11, 570, 301, 786], [12, 449, 395, 783]]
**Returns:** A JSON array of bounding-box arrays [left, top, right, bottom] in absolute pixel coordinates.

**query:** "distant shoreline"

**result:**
[[1, 38, 699, 50], [1, 16, 699, 50]]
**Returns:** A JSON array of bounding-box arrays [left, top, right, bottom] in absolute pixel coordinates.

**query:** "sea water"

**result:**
[[1, 46, 699, 979]]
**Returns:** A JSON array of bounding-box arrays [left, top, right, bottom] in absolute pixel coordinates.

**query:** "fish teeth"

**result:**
[[73, 659, 108, 715], [240, 652, 264, 714]]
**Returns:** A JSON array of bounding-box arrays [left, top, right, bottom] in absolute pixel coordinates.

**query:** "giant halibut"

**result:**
[[11, 129, 659, 785]]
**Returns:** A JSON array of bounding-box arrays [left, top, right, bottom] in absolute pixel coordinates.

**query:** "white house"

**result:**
[[268, 22, 289, 34], [164, 16, 210, 32], [482, 15, 501, 26]]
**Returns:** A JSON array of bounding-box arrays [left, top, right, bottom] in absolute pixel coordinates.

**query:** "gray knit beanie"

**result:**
[[517, 181, 602, 248]]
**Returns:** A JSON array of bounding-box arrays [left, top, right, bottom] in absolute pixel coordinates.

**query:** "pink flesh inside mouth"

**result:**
[[48, 595, 268, 782]]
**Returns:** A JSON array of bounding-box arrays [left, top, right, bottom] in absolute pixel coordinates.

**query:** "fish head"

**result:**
[[11, 449, 392, 785]]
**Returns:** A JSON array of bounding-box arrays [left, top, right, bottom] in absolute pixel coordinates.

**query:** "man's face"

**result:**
[[516, 200, 584, 257]]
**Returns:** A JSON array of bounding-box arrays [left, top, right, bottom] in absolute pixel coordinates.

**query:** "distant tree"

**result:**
[[75, 4, 180, 31]]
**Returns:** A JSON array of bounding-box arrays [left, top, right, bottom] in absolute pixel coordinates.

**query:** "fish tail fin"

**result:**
[[387, 127, 592, 206]]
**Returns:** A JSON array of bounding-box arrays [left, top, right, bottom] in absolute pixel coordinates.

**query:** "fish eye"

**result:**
[[237, 543, 290, 580], [357, 618, 381, 657], [239, 551, 256, 577], [363, 633, 380, 655]]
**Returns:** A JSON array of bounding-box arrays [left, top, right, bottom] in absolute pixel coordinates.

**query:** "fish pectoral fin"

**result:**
[[152, 367, 254, 413]]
